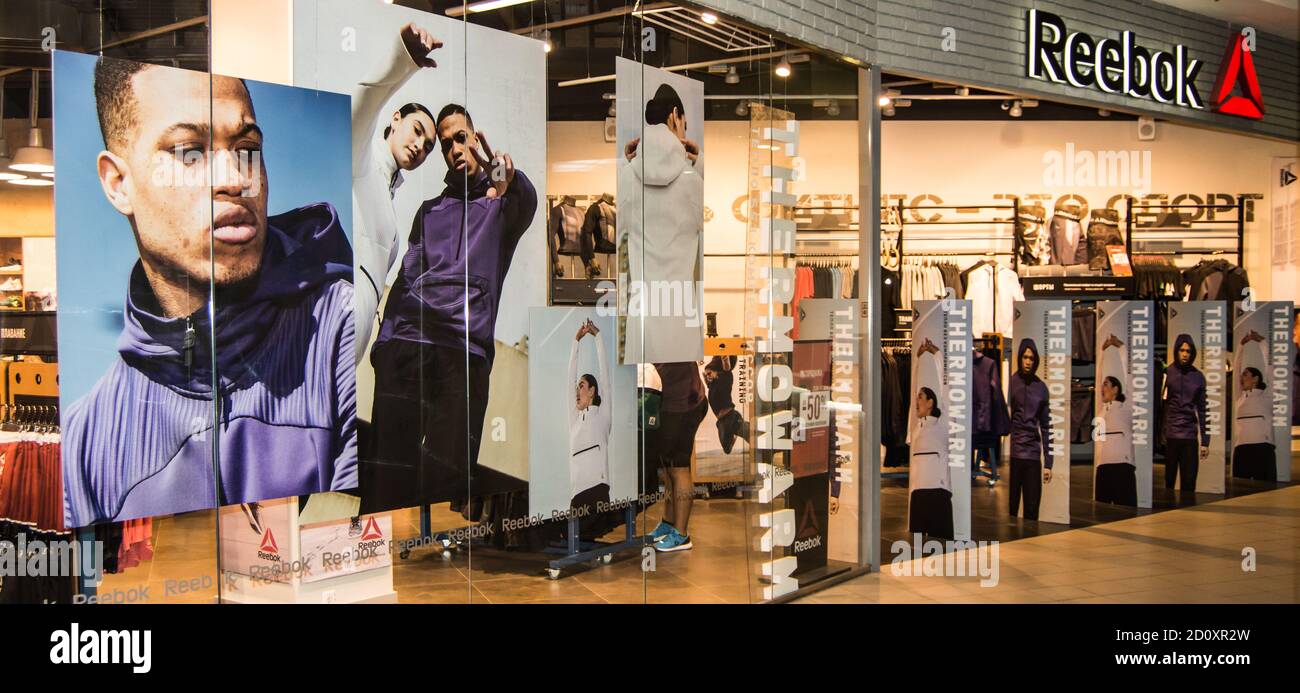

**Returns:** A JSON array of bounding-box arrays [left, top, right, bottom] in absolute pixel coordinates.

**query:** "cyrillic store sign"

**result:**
[[1025, 9, 1204, 110]]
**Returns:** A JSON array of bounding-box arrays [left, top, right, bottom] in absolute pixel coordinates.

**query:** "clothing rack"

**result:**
[[1125, 196, 1246, 268]]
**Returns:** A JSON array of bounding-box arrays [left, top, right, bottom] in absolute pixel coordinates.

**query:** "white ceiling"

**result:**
[[1155, 0, 1299, 40]]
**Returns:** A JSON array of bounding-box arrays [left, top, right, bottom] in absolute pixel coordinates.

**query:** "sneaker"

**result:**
[[650, 521, 673, 541], [654, 527, 693, 553]]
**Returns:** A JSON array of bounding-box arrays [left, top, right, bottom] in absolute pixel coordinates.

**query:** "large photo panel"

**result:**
[[1011, 300, 1071, 525], [1093, 301, 1155, 509], [527, 307, 638, 518], [293, 0, 547, 511], [907, 300, 972, 541], [1165, 302, 1228, 494], [1231, 301, 1294, 483], [54, 50, 357, 526], [614, 57, 705, 365]]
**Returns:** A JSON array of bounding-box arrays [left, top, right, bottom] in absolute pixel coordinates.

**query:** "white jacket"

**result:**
[[568, 336, 612, 497], [909, 416, 950, 492], [1096, 399, 1133, 466], [965, 263, 1023, 336], [350, 36, 419, 361], [1233, 388, 1273, 447], [618, 123, 704, 364]]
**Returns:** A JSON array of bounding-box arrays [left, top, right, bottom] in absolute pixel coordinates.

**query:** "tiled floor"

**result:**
[[796, 484, 1300, 604], [95, 455, 1300, 604]]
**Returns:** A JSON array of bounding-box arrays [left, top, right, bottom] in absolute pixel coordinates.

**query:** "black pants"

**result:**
[[1095, 463, 1137, 506], [1232, 443, 1277, 481], [1165, 438, 1199, 491], [568, 483, 611, 541], [361, 340, 512, 513], [650, 400, 709, 470], [1009, 457, 1042, 520], [908, 487, 954, 539]]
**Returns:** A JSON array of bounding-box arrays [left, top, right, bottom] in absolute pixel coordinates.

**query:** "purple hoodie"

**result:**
[[62, 203, 357, 527], [374, 168, 538, 364], [1164, 333, 1208, 444], [1008, 338, 1052, 468]]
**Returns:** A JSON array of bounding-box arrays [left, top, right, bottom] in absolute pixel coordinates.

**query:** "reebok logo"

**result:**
[[360, 517, 383, 541], [1211, 33, 1264, 120], [259, 529, 279, 554], [1026, 10, 1203, 109]]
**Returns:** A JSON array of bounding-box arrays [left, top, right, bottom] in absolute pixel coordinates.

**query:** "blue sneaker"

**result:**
[[654, 527, 693, 553], [650, 521, 673, 541]]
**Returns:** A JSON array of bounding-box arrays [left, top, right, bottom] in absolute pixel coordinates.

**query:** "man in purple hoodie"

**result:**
[[363, 104, 538, 512], [1163, 333, 1208, 494], [1008, 338, 1052, 520], [62, 57, 357, 527]]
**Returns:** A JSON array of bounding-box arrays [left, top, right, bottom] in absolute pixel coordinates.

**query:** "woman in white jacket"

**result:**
[[908, 338, 953, 538], [618, 83, 704, 364], [1094, 376, 1137, 505], [350, 22, 441, 361], [569, 319, 613, 512], [1232, 366, 1276, 481]]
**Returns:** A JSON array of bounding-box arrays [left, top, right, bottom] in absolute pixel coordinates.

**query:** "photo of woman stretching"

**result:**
[[1232, 365, 1275, 481], [568, 319, 612, 512], [1095, 375, 1137, 505], [908, 337, 952, 538]]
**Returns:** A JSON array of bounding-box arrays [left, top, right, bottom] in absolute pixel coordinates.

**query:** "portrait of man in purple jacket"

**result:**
[[1008, 338, 1052, 520], [363, 102, 538, 512], [62, 57, 357, 527], [1162, 333, 1208, 493]]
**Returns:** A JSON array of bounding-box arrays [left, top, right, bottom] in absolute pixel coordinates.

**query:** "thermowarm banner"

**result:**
[[1011, 300, 1071, 524], [1232, 301, 1294, 482], [1166, 302, 1228, 493], [1094, 301, 1155, 508], [908, 300, 973, 541]]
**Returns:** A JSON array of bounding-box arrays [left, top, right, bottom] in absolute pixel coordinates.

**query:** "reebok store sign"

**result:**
[[1026, 9, 1204, 110]]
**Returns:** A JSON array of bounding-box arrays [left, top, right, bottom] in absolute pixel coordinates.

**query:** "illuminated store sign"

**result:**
[[1025, 9, 1205, 110]]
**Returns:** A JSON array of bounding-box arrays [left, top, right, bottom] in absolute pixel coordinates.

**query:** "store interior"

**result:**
[[0, 0, 1295, 604]]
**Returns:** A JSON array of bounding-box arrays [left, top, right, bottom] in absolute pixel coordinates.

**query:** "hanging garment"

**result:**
[[963, 262, 1023, 335], [583, 195, 618, 254], [1183, 259, 1249, 302], [1016, 204, 1050, 266], [550, 200, 585, 256], [1048, 206, 1089, 266], [1086, 208, 1123, 271]]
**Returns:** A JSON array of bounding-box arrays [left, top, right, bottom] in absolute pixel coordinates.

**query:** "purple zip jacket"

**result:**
[[62, 203, 357, 527], [374, 168, 538, 364], [1164, 333, 1209, 445], [1009, 338, 1052, 468]]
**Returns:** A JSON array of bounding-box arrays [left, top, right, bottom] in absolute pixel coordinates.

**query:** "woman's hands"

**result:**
[[400, 23, 442, 68], [575, 319, 600, 341]]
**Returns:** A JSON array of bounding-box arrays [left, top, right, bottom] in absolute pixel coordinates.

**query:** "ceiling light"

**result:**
[[878, 95, 892, 107], [894, 99, 912, 108], [955, 86, 970, 96], [774, 59, 792, 78], [41, 172, 53, 178], [725, 66, 740, 85], [1098, 108, 1112, 117], [447, 0, 537, 16], [8, 177, 52, 186], [883, 104, 896, 117], [1008, 100, 1023, 117], [826, 100, 841, 117], [735, 101, 750, 117], [701, 12, 718, 25], [10, 70, 53, 174]]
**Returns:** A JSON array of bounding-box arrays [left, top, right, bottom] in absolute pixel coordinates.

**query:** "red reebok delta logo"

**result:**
[[1211, 33, 1265, 119], [360, 517, 384, 541], [259, 528, 279, 553]]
